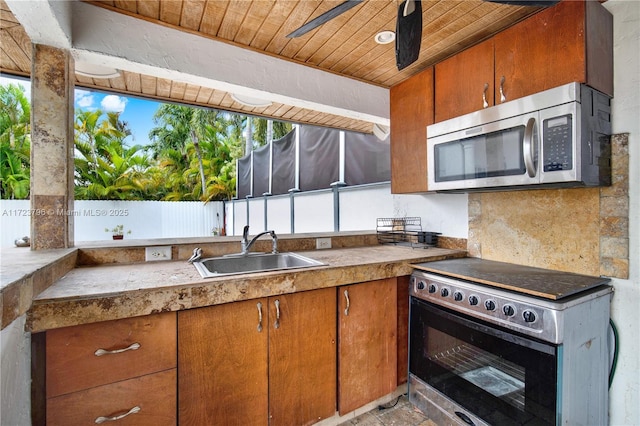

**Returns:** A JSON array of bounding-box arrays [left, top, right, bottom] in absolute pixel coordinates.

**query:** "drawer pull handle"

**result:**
[[94, 342, 140, 357], [95, 406, 140, 424], [257, 302, 263, 332], [344, 290, 350, 316], [274, 299, 280, 329]]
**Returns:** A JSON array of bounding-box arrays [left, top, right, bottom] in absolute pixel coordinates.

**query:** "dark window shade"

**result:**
[[272, 130, 296, 195], [252, 144, 270, 195], [236, 155, 252, 198], [299, 126, 339, 191], [344, 132, 390, 185]]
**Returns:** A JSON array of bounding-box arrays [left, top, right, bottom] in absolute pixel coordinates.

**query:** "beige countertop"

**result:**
[[27, 245, 465, 333]]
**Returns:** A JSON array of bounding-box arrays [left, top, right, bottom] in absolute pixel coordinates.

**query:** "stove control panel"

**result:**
[[410, 273, 550, 339]]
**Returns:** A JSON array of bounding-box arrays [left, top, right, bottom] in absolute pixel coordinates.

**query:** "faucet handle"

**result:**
[[270, 231, 278, 254]]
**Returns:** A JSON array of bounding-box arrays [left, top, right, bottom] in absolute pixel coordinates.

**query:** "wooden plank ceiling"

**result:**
[[1, 0, 540, 133]]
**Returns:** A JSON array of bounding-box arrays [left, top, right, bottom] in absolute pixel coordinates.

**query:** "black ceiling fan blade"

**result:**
[[396, 0, 422, 71], [286, 0, 365, 38], [483, 0, 560, 6]]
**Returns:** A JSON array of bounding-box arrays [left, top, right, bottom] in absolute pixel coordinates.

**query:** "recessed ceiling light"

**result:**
[[374, 30, 396, 45], [75, 61, 120, 79], [231, 93, 273, 108]]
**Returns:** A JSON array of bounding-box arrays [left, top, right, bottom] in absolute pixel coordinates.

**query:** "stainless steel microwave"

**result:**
[[427, 82, 612, 192]]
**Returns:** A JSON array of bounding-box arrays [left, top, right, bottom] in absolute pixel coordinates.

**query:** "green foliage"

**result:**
[[0, 83, 31, 199]]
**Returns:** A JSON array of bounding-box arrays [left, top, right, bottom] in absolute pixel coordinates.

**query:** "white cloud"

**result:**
[[101, 95, 127, 113], [75, 90, 94, 109]]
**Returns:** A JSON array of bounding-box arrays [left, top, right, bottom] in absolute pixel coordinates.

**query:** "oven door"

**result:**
[[409, 297, 558, 425]]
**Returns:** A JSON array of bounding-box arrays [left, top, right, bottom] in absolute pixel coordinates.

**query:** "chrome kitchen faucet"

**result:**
[[241, 225, 278, 255]]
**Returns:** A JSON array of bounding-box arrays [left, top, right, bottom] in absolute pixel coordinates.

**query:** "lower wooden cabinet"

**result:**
[[397, 275, 411, 385], [178, 287, 337, 426], [338, 278, 398, 415], [178, 298, 269, 425], [46, 369, 176, 426], [37, 283, 405, 425], [34, 312, 177, 426]]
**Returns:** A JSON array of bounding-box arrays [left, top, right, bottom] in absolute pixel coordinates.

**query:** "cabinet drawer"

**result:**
[[46, 369, 176, 426], [46, 312, 176, 397]]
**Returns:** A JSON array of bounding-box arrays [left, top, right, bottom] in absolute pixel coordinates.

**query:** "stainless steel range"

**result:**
[[408, 259, 612, 426]]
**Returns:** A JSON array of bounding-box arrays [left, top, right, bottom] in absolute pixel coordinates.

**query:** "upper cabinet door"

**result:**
[[435, 39, 495, 123], [494, 0, 613, 102], [390, 67, 434, 194]]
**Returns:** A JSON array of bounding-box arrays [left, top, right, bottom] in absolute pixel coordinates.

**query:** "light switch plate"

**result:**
[[145, 246, 172, 261], [316, 238, 332, 249]]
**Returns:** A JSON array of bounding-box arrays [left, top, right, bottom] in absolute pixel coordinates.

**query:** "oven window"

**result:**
[[434, 125, 526, 182], [410, 298, 558, 425]]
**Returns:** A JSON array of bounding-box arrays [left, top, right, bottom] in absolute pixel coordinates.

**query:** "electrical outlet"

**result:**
[[145, 246, 172, 261], [316, 238, 332, 249]]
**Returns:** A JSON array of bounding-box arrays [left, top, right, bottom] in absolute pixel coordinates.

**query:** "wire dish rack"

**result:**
[[376, 217, 441, 248]]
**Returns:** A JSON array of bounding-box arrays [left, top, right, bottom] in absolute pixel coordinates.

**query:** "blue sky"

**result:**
[[1, 74, 161, 148]]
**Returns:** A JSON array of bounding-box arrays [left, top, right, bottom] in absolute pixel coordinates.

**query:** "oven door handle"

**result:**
[[415, 298, 556, 355], [455, 411, 475, 425]]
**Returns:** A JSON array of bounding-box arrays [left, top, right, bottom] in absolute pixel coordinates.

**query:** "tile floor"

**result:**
[[337, 395, 436, 426]]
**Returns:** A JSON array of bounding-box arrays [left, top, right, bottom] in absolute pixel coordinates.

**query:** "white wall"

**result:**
[[602, 1, 640, 424]]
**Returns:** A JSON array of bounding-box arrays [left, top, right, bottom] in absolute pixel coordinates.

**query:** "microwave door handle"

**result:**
[[523, 117, 537, 178]]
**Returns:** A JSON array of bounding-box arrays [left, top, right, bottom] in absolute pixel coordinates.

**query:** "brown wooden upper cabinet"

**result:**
[[435, 39, 495, 123], [435, 0, 613, 123], [390, 67, 434, 194]]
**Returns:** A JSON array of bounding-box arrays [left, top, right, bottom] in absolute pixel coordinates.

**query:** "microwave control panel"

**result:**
[[542, 114, 573, 172]]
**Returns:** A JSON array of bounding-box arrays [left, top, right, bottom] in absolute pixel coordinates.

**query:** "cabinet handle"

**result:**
[[257, 302, 263, 332], [343, 290, 350, 316], [95, 406, 141, 424], [500, 76, 506, 103], [94, 342, 140, 357], [482, 83, 489, 108], [274, 299, 280, 329]]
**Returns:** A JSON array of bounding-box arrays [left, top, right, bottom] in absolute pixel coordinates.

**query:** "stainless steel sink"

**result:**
[[192, 252, 325, 278]]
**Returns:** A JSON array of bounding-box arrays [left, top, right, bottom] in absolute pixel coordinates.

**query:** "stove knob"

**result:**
[[523, 310, 537, 323], [484, 300, 496, 311], [453, 291, 464, 301], [441, 288, 450, 297], [428, 284, 437, 294], [417, 280, 425, 290], [469, 295, 479, 306], [503, 305, 515, 317]]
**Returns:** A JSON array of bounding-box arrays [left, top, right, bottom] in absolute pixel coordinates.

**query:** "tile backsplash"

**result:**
[[468, 133, 629, 279]]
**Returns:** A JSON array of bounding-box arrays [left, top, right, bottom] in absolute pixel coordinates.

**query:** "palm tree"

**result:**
[[150, 105, 243, 201], [75, 141, 151, 200], [74, 109, 129, 173], [253, 118, 293, 146], [0, 83, 31, 199]]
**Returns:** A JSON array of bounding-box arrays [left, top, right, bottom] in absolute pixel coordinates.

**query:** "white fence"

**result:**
[[225, 182, 469, 239], [1, 184, 469, 247], [0, 200, 224, 247]]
